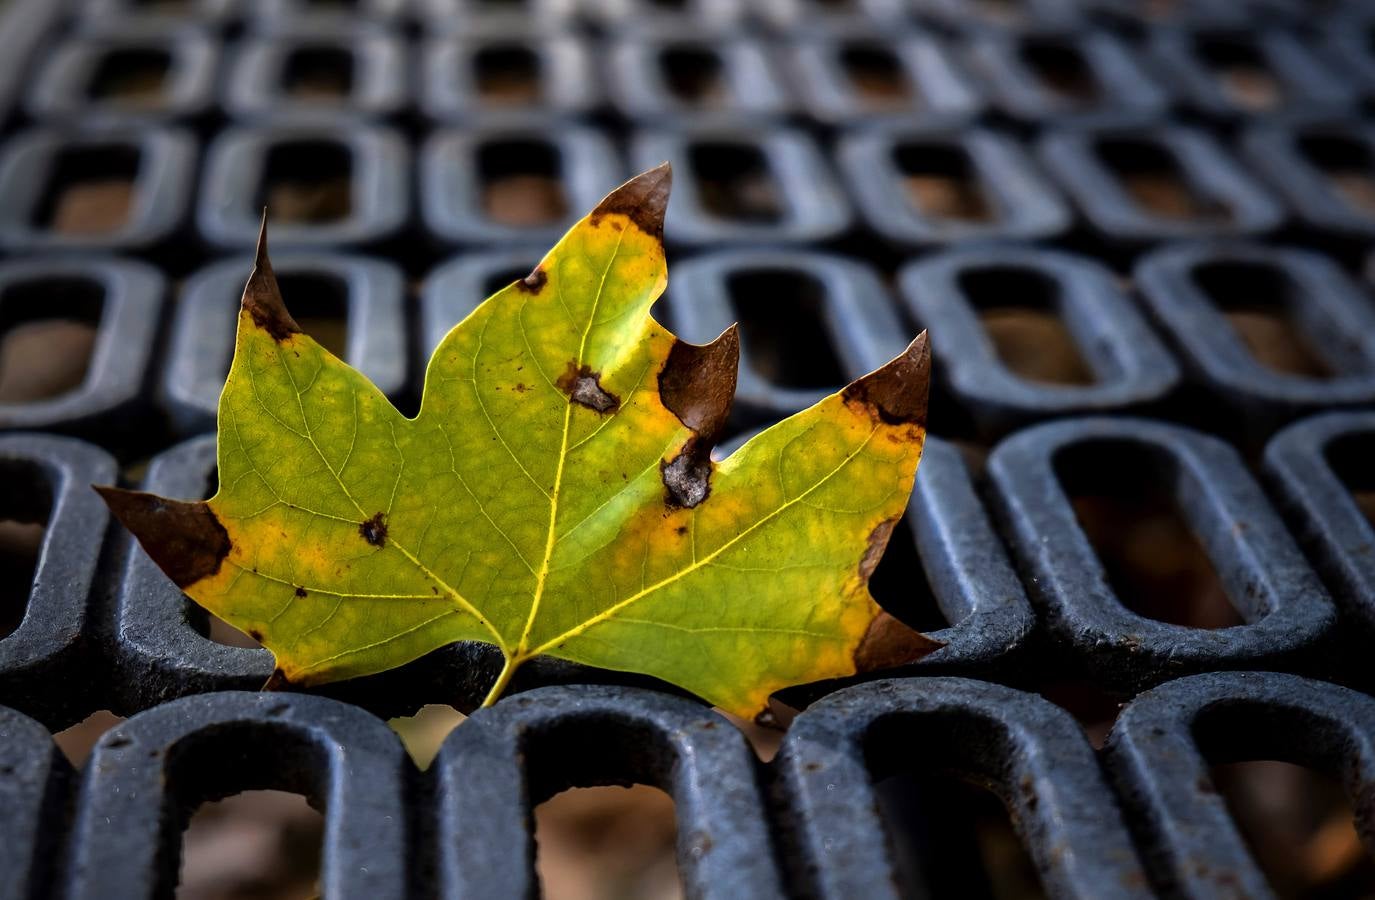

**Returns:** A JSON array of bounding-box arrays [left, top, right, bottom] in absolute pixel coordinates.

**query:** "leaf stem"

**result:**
[[481, 653, 522, 708]]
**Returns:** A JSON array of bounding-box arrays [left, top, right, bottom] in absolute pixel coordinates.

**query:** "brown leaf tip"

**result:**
[[243, 217, 301, 343], [658, 325, 739, 449], [557, 361, 620, 414], [517, 265, 547, 294], [94, 486, 231, 589], [854, 611, 944, 673], [842, 332, 930, 428], [359, 511, 388, 547], [592, 163, 671, 239]]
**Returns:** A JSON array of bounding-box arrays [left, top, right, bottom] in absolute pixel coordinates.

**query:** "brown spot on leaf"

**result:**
[[516, 265, 547, 294], [513, 382, 530, 393], [657, 326, 739, 508], [590, 163, 671, 239], [93, 486, 231, 588], [859, 516, 899, 581], [843, 332, 930, 429], [854, 611, 944, 673], [675, 525, 688, 536], [359, 512, 388, 547], [557, 361, 620, 413], [241, 213, 301, 343], [294, 586, 308, 598], [661, 447, 713, 509], [249, 629, 263, 642]]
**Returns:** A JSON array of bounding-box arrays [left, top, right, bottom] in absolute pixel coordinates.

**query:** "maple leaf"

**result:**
[[96, 165, 940, 719]]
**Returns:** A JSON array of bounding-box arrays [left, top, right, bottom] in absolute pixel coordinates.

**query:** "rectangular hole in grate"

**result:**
[[34, 145, 140, 235], [865, 716, 1049, 900], [0, 460, 50, 640], [659, 45, 728, 106], [88, 48, 172, 103], [1297, 135, 1375, 216], [479, 140, 568, 226], [0, 277, 103, 403], [1191, 261, 1338, 378], [875, 774, 1048, 900], [1324, 433, 1375, 533], [689, 143, 783, 223], [1194, 36, 1281, 111], [474, 44, 541, 105], [840, 43, 911, 108], [1208, 761, 1375, 897], [535, 785, 683, 900], [283, 46, 354, 99], [1055, 440, 1245, 629], [1094, 138, 1226, 222], [276, 273, 349, 358], [725, 268, 844, 388], [894, 144, 994, 223], [1019, 39, 1099, 105], [178, 791, 324, 899], [260, 140, 353, 225], [868, 516, 949, 632], [959, 266, 1096, 386]]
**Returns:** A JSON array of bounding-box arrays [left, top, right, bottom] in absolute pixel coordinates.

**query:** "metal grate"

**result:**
[[2, 0, 1375, 896]]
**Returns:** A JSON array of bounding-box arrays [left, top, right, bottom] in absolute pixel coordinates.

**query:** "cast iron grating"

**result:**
[[0, 0, 1374, 896]]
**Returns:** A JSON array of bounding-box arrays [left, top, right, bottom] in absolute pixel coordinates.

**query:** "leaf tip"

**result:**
[[94, 485, 232, 589], [593, 163, 672, 239], [854, 611, 944, 673], [842, 331, 930, 429], [242, 218, 300, 343]]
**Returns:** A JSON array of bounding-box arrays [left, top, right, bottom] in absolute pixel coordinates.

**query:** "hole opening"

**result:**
[[958, 266, 1096, 386], [1325, 432, 1375, 534], [1194, 36, 1282, 111], [1297, 134, 1375, 216], [689, 142, 783, 223], [839, 42, 911, 108], [275, 273, 349, 359], [0, 277, 104, 403], [1094, 138, 1226, 222], [34, 144, 141, 235], [1019, 39, 1098, 104], [0, 459, 51, 640], [88, 48, 172, 103], [474, 44, 541, 105], [725, 267, 844, 389], [260, 140, 353, 225], [1055, 439, 1246, 629], [1191, 261, 1341, 378], [478, 140, 568, 226], [864, 714, 1049, 900], [894, 144, 994, 223], [282, 46, 354, 99], [659, 45, 729, 106]]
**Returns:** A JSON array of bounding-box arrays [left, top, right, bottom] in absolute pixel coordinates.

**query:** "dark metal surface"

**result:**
[[1, 0, 1374, 896]]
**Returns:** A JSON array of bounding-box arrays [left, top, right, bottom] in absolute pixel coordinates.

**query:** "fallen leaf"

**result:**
[[97, 165, 940, 719]]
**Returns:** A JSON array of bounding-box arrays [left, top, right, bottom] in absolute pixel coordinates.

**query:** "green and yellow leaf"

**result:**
[[97, 165, 940, 719]]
